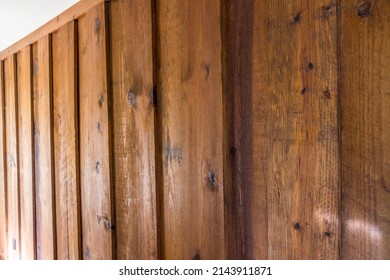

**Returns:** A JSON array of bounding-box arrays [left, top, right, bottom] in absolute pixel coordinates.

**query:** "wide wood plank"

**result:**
[[32, 36, 56, 259], [17, 46, 35, 260], [224, 0, 340, 259], [4, 55, 20, 260], [268, 0, 339, 259], [78, 3, 113, 260], [0, 61, 7, 260], [110, 0, 157, 259], [340, 0, 390, 259], [157, 0, 225, 259], [52, 21, 81, 260]]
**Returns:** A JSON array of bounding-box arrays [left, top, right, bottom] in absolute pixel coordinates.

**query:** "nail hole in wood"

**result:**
[[294, 223, 300, 230], [323, 89, 331, 99], [294, 12, 301, 23]]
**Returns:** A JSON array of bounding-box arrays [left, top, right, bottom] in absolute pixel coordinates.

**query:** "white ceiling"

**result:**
[[0, 0, 79, 52]]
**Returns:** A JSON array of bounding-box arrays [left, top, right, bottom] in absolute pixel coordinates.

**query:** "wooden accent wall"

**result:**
[[0, 0, 389, 260]]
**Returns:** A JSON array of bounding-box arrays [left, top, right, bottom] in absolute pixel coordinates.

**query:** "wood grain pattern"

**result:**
[[52, 21, 81, 260], [340, 0, 390, 259], [78, 3, 113, 260], [32, 36, 56, 260], [4, 55, 20, 260], [222, 0, 268, 259], [224, 0, 340, 259], [0, 61, 7, 260], [110, 0, 157, 259], [157, 0, 225, 259], [266, 0, 339, 259], [17, 46, 35, 260]]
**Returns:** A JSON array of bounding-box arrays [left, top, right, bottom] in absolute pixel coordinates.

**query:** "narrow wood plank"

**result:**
[[224, 0, 340, 259], [32, 36, 56, 259], [0, 61, 8, 260], [4, 55, 20, 260], [222, 0, 268, 259], [78, 3, 113, 260], [52, 21, 81, 260], [110, 0, 157, 259], [340, 0, 390, 259], [157, 0, 225, 259], [17, 46, 35, 260]]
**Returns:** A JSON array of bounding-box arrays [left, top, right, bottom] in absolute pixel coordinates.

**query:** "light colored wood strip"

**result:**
[[110, 0, 157, 259], [52, 21, 81, 260], [157, 0, 225, 259], [0, 0, 109, 60], [79, 3, 113, 260], [33, 36, 56, 259], [340, 0, 390, 259], [17, 46, 35, 259], [4, 55, 20, 260]]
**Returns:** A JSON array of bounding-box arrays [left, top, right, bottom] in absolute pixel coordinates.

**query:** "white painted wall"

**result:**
[[0, 0, 79, 51]]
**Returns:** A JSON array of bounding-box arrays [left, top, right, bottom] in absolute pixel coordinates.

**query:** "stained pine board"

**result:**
[[340, 0, 390, 259], [157, 0, 225, 259], [0, 61, 7, 260], [78, 3, 113, 260], [222, 0, 269, 259], [224, 0, 340, 259], [110, 0, 157, 259], [4, 55, 20, 260], [52, 21, 81, 260], [17, 46, 35, 260], [267, 0, 339, 259], [32, 36, 56, 259]]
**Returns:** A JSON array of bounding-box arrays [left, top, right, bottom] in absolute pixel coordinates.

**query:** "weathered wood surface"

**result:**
[[110, 0, 157, 260], [33, 36, 56, 260], [340, 0, 390, 260], [17, 46, 35, 259], [52, 21, 81, 260], [224, 0, 340, 260], [157, 0, 225, 259], [0, 0, 388, 260], [78, 3, 113, 260]]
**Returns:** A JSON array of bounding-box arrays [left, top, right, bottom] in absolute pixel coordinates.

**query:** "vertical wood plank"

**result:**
[[340, 0, 390, 259], [0, 61, 7, 260], [157, 0, 225, 259], [52, 21, 81, 260], [267, 0, 339, 259], [4, 55, 20, 260], [224, 0, 340, 259], [78, 3, 113, 260], [32, 36, 56, 260], [222, 0, 268, 259], [17, 46, 35, 259], [110, 0, 157, 259]]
